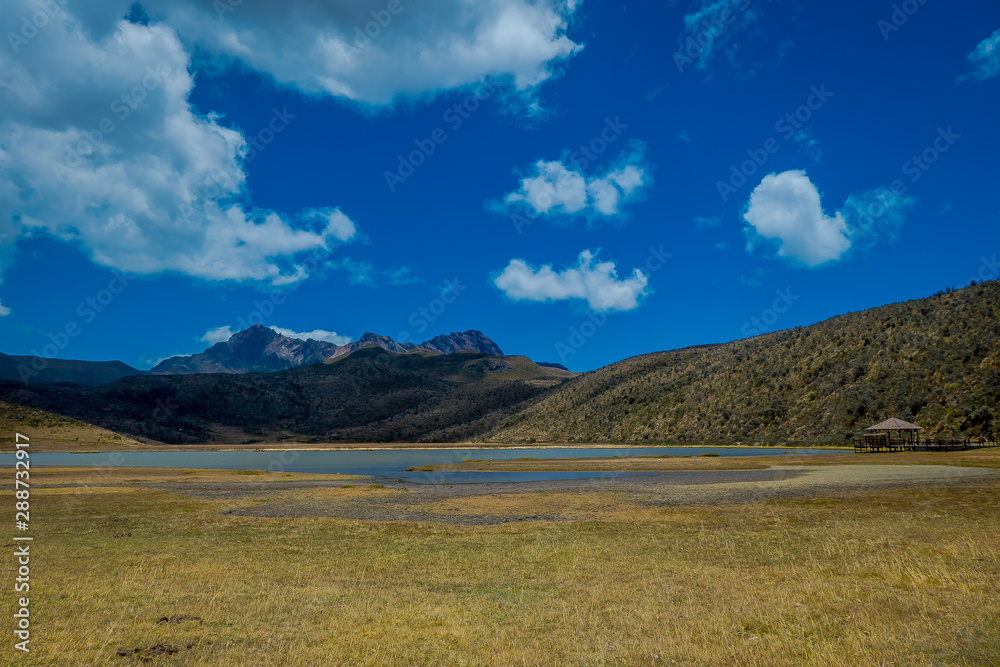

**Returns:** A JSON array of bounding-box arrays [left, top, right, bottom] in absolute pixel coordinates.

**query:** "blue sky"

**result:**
[[1, 0, 998, 372]]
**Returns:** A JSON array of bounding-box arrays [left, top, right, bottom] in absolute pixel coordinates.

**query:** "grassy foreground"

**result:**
[[3, 462, 999, 665]]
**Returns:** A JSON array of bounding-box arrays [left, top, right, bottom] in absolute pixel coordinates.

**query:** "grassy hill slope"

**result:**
[[479, 281, 1000, 445], [0, 400, 149, 451]]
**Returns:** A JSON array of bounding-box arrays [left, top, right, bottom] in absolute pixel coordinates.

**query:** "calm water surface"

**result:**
[[18, 447, 843, 484]]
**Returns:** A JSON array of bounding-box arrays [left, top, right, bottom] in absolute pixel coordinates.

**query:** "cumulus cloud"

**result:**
[[493, 250, 649, 311], [139, 0, 583, 106], [272, 327, 352, 345], [0, 6, 363, 286], [743, 171, 914, 267], [0, 301, 10, 317], [743, 170, 850, 267], [958, 28, 1000, 83], [0, 0, 579, 298], [499, 142, 650, 220]]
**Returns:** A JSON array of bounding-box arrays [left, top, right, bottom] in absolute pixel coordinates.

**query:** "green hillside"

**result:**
[[479, 280, 1000, 445]]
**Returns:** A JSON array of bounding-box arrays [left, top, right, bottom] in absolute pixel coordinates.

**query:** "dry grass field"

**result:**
[[1, 450, 998, 665]]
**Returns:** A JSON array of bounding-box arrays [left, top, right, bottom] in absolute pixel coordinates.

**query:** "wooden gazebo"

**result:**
[[860, 418, 923, 452]]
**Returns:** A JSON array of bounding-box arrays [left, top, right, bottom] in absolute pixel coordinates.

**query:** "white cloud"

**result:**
[[842, 186, 915, 250], [142, 0, 583, 106], [313, 209, 358, 243], [743, 172, 916, 267], [958, 28, 1000, 83], [202, 324, 352, 346], [493, 249, 649, 312], [0, 7, 361, 285], [201, 325, 235, 345], [743, 170, 850, 267], [272, 327, 352, 345], [0, 301, 10, 317], [0, 0, 578, 292], [677, 0, 758, 72], [500, 143, 650, 219], [507, 160, 588, 214]]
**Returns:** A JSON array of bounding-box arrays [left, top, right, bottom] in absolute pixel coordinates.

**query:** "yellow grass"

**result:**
[[1, 464, 998, 665]]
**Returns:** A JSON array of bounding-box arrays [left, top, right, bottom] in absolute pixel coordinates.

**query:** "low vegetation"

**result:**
[[0, 401, 145, 451], [7, 459, 998, 665], [482, 280, 1000, 445]]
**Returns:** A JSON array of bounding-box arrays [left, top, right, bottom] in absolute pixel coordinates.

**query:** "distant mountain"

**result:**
[[5, 282, 999, 445], [1, 349, 570, 444], [0, 353, 147, 386], [152, 325, 339, 374], [152, 326, 505, 375], [417, 331, 504, 356], [536, 362, 570, 371], [480, 280, 1000, 444]]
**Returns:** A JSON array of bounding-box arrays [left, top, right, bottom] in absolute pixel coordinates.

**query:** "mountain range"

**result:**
[[151, 326, 504, 375], [0, 348, 571, 444], [0, 327, 506, 384], [2, 280, 998, 444]]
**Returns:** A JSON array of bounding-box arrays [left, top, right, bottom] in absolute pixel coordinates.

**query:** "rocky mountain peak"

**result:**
[[152, 327, 504, 375]]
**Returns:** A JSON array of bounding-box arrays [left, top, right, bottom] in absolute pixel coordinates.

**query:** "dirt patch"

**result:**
[[156, 615, 202, 624], [116, 643, 191, 660]]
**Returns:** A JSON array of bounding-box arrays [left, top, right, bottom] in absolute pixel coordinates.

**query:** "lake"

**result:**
[[17, 446, 843, 483]]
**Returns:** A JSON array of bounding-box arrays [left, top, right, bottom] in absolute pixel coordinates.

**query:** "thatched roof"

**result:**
[[866, 418, 923, 431]]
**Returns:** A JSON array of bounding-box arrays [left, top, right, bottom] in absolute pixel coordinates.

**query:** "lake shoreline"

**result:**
[[13, 440, 856, 453]]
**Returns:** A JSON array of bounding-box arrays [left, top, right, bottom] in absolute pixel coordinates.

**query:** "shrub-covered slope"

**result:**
[[481, 281, 1000, 444]]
